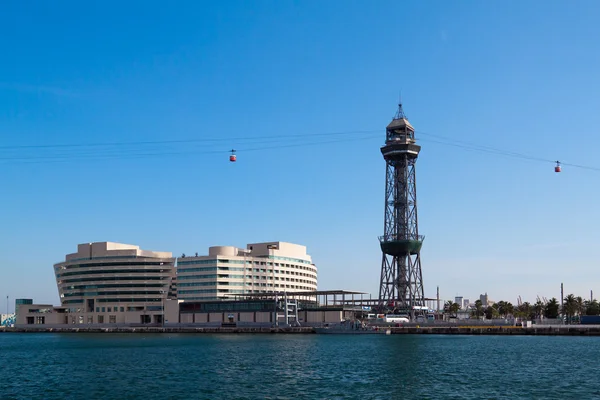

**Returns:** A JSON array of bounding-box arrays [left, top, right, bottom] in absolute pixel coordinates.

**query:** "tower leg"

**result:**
[[379, 251, 425, 320], [398, 256, 408, 314], [379, 254, 395, 311], [408, 253, 425, 318]]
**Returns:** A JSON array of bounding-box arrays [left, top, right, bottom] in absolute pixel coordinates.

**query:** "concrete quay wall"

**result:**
[[389, 325, 600, 335], [3, 325, 600, 335], [0, 326, 315, 334]]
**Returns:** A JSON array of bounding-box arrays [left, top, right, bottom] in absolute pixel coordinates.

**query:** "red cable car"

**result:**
[[555, 161, 561, 173], [230, 149, 236, 162]]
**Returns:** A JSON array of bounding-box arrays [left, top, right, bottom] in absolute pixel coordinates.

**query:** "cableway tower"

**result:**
[[378, 103, 426, 320]]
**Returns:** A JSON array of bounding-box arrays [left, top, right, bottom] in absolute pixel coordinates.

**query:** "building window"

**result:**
[[107, 307, 111, 312], [96, 307, 100, 312], [109, 315, 116, 323], [87, 316, 93, 324], [102, 307, 105, 312], [98, 316, 104, 324], [120, 307, 124, 312]]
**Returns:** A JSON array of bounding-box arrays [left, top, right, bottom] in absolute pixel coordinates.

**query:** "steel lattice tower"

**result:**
[[378, 103, 425, 319]]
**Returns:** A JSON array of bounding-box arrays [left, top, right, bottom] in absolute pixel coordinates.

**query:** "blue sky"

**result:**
[[2, 1, 600, 311]]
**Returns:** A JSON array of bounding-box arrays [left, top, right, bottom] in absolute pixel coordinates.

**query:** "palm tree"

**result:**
[[484, 305, 493, 320], [474, 300, 484, 319], [585, 299, 600, 316], [494, 301, 514, 318], [534, 300, 545, 319], [450, 302, 460, 317], [576, 296, 585, 320], [496, 301, 507, 317], [444, 300, 454, 319], [443, 301, 461, 318], [522, 302, 532, 319], [444, 300, 453, 314], [515, 302, 531, 320], [563, 294, 577, 324], [545, 298, 559, 319], [505, 302, 514, 318]]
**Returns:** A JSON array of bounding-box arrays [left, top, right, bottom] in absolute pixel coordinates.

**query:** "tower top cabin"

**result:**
[[382, 103, 420, 159]]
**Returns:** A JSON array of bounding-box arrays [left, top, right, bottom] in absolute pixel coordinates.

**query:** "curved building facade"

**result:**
[[54, 242, 175, 324], [177, 242, 318, 301]]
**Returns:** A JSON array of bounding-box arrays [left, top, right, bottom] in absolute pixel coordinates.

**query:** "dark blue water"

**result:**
[[1, 333, 599, 399]]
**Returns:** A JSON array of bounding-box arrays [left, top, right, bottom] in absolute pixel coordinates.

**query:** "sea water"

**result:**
[[0, 333, 598, 399]]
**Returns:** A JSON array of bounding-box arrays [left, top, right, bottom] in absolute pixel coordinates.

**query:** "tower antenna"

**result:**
[[395, 91, 406, 120]]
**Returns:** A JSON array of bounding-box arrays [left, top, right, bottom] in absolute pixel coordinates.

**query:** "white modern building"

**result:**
[[177, 242, 318, 302], [51, 242, 176, 325]]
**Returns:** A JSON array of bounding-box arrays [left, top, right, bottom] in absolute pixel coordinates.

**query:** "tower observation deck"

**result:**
[[378, 103, 425, 319]]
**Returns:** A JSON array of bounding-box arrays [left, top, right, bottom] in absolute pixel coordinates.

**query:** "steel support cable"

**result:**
[[416, 130, 554, 163], [0, 129, 381, 150], [417, 138, 554, 163], [2, 125, 600, 172], [0, 134, 381, 164], [415, 130, 600, 172], [0, 137, 325, 161]]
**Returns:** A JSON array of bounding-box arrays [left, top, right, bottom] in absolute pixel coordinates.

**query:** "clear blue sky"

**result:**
[[2, 1, 600, 311]]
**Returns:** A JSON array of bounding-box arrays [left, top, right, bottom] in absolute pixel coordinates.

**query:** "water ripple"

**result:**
[[0, 333, 598, 399]]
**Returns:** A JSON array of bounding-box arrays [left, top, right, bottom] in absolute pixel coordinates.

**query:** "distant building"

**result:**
[[455, 296, 464, 308], [50, 242, 176, 325], [463, 299, 470, 309], [480, 293, 489, 306], [177, 242, 318, 302]]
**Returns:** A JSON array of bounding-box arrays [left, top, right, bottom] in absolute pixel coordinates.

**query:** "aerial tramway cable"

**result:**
[[1, 127, 600, 173]]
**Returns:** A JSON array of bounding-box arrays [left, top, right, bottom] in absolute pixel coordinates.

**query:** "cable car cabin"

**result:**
[[555, 161, 561, 173], [229, 154, 237, 162]]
